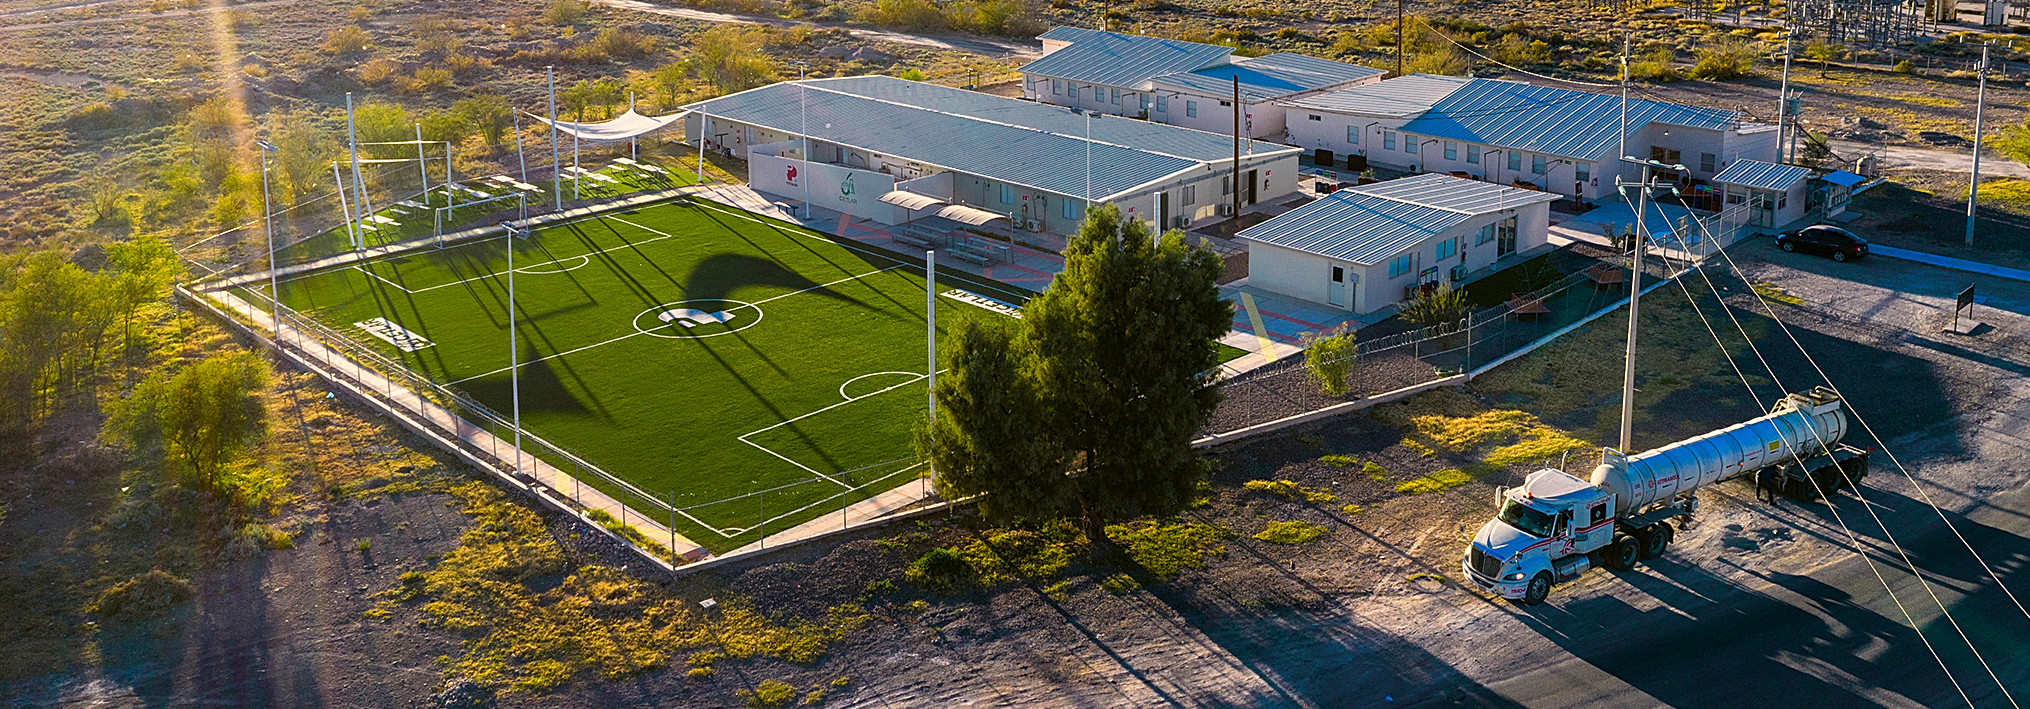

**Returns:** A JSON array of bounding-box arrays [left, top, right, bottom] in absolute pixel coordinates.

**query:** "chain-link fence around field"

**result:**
[[197, 285, 930, 561]]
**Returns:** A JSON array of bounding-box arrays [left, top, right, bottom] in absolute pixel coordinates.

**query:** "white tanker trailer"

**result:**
[[1462, 387, 1871, 604]]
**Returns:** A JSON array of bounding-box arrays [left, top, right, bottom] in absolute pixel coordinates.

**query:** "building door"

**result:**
[[1754, 191, 1776, 227], [1497, 217, 1518, 258], [1158, 191, 1171, 230], [1247, 170, 1259, 205], [1328, 265, 1349, 308]]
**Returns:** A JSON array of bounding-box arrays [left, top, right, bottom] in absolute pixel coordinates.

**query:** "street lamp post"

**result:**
[[793, 60, 810, 222], [256, 138, 282, 359]]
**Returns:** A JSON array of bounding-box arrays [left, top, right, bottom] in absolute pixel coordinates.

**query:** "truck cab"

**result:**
[[1463, 469, 1625, 605]]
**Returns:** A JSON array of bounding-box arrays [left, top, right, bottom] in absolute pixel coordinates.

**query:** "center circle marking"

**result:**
[[631, 299, 763, 339]]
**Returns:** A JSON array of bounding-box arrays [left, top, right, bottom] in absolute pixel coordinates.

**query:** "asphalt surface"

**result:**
[[1391, 237, 2030, 709]]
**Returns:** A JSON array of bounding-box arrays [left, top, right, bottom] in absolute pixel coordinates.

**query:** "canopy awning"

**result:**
[[878, 190, 947, 211], [531, 109, 689, 142], [935, 204, 1010, 226], [1818, 170, 1867, 187]]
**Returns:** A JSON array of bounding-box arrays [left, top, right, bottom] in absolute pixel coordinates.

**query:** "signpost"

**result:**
[[1947, 283, 1983, 335]]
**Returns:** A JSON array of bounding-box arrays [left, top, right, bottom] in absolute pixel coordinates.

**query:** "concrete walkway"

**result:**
[[727, 478, 935, 556], [1871, 244, 2030, 284], [197, 288, 711, 562]]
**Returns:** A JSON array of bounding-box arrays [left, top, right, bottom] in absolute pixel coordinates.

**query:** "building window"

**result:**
[[1186, 100, 1198, 117], [1156, 96, 1168, 113], [1444, 142, 1457, 160], [999, 184, 1014, 205], [1508, 151, 1523, 172], [1111, 88, 1121, 104], [1650, 146, 1682, 165], [1182, 185, 1196, 205], [1727, 190, 1745, 205], [1405, 138, 1417, 155], [1383, 131, 1397, 150], [1777, 192, 1788, 209], [1700, 152, 1717, 173], [1477, 223, 1495, 245], [1575, 163, 1590, 185], [1347, 125, 1359, 144], [1221, 175, 1232, 195], [1053, 79, 1061, 95], [1435, 237, 1457, 260], [1062, 199, 1076, 220], [1497, 217, 1517, 243], [1389, 254, 1413, 278], [1467, 145, 1481, 164], [1532, 154, 1547, 175], [1140, 95, 1150, 111]]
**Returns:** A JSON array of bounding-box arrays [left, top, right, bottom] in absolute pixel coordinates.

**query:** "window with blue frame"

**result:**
[[999, 184, 1014, 204], [1444, 142, 1457, 160], [1186, 100, 1198, 117], [1384, 131, 1397, 150], [1508, 151, 1523, 171], [1532, 154, 1548, 174], [1156, 95, 1168, 112], [1436, 238, 1456, 260], [1468, 145, 1481, 164], [1389, 254, 1413, 278], [1062, 199, 1076, 220], [1347, 125, 1359, 144]]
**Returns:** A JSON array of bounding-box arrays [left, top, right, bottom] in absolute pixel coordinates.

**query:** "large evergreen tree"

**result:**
[[922, 205, 1230, 528]]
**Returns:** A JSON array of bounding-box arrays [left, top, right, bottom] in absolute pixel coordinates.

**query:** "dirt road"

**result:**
[[1836, 140, 2030, 179]]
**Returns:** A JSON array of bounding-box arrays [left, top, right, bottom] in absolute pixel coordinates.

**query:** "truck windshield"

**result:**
[[1498, 499, 1557, 538]]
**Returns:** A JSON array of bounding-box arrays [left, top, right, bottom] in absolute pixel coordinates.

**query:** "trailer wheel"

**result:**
[[1639, 524, 1674, 560], [1521, 572, 1552, 605], [1607, 534, 1640, 570]]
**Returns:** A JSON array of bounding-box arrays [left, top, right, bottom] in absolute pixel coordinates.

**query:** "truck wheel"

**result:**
[[1640, 524, 1674, 560], [1522, 572, 1552, 605], [1607, 534, 1640, 570]]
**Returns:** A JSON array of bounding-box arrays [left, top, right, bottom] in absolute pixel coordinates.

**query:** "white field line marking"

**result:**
[[676, 460, 927, 538], [443, 264, 902, 385], [733, 372, 929, 489], [839, 371, 920, 401]]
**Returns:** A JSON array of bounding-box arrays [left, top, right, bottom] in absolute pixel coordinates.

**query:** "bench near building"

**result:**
[[1236, 174, 1558, 315], [1018, 27, 1385, 139], [1282, 74, 1780, 202], [685, 76, 1300, 236]]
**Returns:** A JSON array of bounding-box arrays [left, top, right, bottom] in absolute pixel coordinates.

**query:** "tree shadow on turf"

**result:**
[[682, 254, 887, 315], [454, 341, 601, 419]]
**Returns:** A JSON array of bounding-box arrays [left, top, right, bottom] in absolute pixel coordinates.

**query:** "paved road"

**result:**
[[588, 0, 1040, 59], [1833, 139, 2030, 179], [1375, 241, 2030, 708]]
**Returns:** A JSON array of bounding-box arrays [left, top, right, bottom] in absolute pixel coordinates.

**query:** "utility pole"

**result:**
[[1232, 76, 1242, 227], [1969, 43, 1990, 247], [1619, 35, 1629, 174], [548, 66, 560, 211], [1396, 0, 1406, 77], [1621, 160, 1650, 454], [1778, 33, 1793, 163]]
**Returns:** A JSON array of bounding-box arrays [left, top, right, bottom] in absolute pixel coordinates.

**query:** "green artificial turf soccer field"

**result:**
[[262, 197, 1021, 552]]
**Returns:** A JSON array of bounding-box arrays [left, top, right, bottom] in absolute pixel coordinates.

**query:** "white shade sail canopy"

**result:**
[[935, 204, 1010, 226], [878, 190, 947, 211], [530, 109, 689, 142]]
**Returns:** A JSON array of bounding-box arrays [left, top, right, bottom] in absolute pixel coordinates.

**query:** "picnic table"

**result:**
[[1508, 292, 1549, 319], [397, 200, 429, 210], [367, 215, 400, 226], [1583, 263, 1626, 289]]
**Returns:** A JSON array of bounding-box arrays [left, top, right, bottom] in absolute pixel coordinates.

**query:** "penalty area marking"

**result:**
[[514, 254, 591, 275]]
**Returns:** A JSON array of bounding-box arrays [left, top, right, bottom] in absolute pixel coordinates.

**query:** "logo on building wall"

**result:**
[[786, 164, 798, 187], [838, 173, 858, 204]]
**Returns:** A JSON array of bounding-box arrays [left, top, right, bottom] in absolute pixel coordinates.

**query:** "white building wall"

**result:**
[[1283, 110, 1413, 169], [1248, 243, 1343, 309], [1254, 201, 1552, 314]]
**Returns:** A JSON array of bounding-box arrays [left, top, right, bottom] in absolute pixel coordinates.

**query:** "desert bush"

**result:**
[[737, 679, 796, 708], [1398, 285, 1470, 328], [546, 0, 588, 23], [1406, 44, 1469, 76], [418, 32, 461, 54], [904, 547, 974, 594], [358, 57, 399, 84], [1302, 324, 1355, 396], [401, 67, 454, 92], [1688, 37, 1757, 80], [454, 94, 513, 147], [93, 569, 194, 622], [1892, 59, 1915, 74], [582, 27, 657, 61], [686, 26, 777, 95], [1628, 47, 1681, 81], [871, 0, 944, 31], [322, 25, 372, 54]]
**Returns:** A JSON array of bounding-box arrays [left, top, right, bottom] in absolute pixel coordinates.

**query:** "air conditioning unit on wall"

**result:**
[[1218, 204, 1236, 216], [1024, 219, 1041, 231], [1172, 216, 1189, 229]]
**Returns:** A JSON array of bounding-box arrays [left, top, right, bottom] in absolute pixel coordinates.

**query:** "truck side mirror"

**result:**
[[1494, 487, 1507, 508]]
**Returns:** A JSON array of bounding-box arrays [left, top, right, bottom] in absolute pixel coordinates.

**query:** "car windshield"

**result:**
[[1498, 499, 1557, 538]]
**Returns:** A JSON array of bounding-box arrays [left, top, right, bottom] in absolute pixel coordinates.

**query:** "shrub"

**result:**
[[1398, 286, 1470, 328], [402, 67, 454, 92], [904, 547, 974, 594], [1100, 573, 1141, 595], [1628, 48, 1681, 81], [546, 0, 588, 23], [738, 679, 797, 708], [582, 27, 656, 61], [356, 537, 372, 552], [1254, 520, 1327, 545], [897, 68, 926, 81], [1302, 324, 1355, 396], [358, 58, 398, 84], [94, 569, 194, 622], [1892, 59, 1915, 74], [322, 25, 372, 54]]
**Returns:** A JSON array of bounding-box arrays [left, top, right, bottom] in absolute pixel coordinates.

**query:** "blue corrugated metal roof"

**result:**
[[686, 76, 1296, 201], [1018, 27, 1232, 89], [1397, 79, 1739, 161], [1236, 174, 1550, 265], [1150, 53, 1384, 101], [1281, 73, 1470, 117], [1711, 159, 1810, 191], [1819, 170, 1867, 187]]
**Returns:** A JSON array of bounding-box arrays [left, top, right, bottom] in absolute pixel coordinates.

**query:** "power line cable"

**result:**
[[1643, 191, 2020, 708]]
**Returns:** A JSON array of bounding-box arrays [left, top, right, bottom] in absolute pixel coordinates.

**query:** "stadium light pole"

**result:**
[[507, 219, 526, 496], [793, 60, 810, 222], [345, 92, 372, 251], [257, 138, 282, 362], [925, 249, 935, 500], [549, 66, 561, 211]]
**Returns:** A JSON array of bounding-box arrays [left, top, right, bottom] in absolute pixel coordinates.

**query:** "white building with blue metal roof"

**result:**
[[1236, 173, 1559, 314], [684, 76, 1301, 235], [1712, 159, 1812, 229], [1282, 75, 1780, 202], [1018, 27, 1384, 139]]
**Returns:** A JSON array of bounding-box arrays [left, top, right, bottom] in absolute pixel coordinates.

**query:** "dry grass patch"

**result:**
[[1253, 520, 1327, 545], [1104, 520, 1232, 580], [1243, 479, 1337, 504]]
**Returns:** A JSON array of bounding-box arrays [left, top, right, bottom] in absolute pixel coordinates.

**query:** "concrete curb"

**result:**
[[1870, 244, 2030, 284]]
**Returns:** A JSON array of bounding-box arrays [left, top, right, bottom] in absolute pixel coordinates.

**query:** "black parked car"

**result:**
[[1776, 225, 1869, 262]]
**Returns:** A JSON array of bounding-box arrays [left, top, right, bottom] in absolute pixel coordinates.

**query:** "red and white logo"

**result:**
[[786, 165, 799, 186]]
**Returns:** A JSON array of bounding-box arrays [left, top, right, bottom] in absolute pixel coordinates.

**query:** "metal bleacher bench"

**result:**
[[947, 239, 994, 265]]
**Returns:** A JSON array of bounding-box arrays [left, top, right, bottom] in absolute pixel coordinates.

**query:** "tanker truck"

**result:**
[[1461, 387, 1870, 605]]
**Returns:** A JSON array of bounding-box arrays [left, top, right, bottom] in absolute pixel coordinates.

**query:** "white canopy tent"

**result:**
[[934, 204, 1010, 227], [529, 109, 690, 142], [877, 190, 947, 211]]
